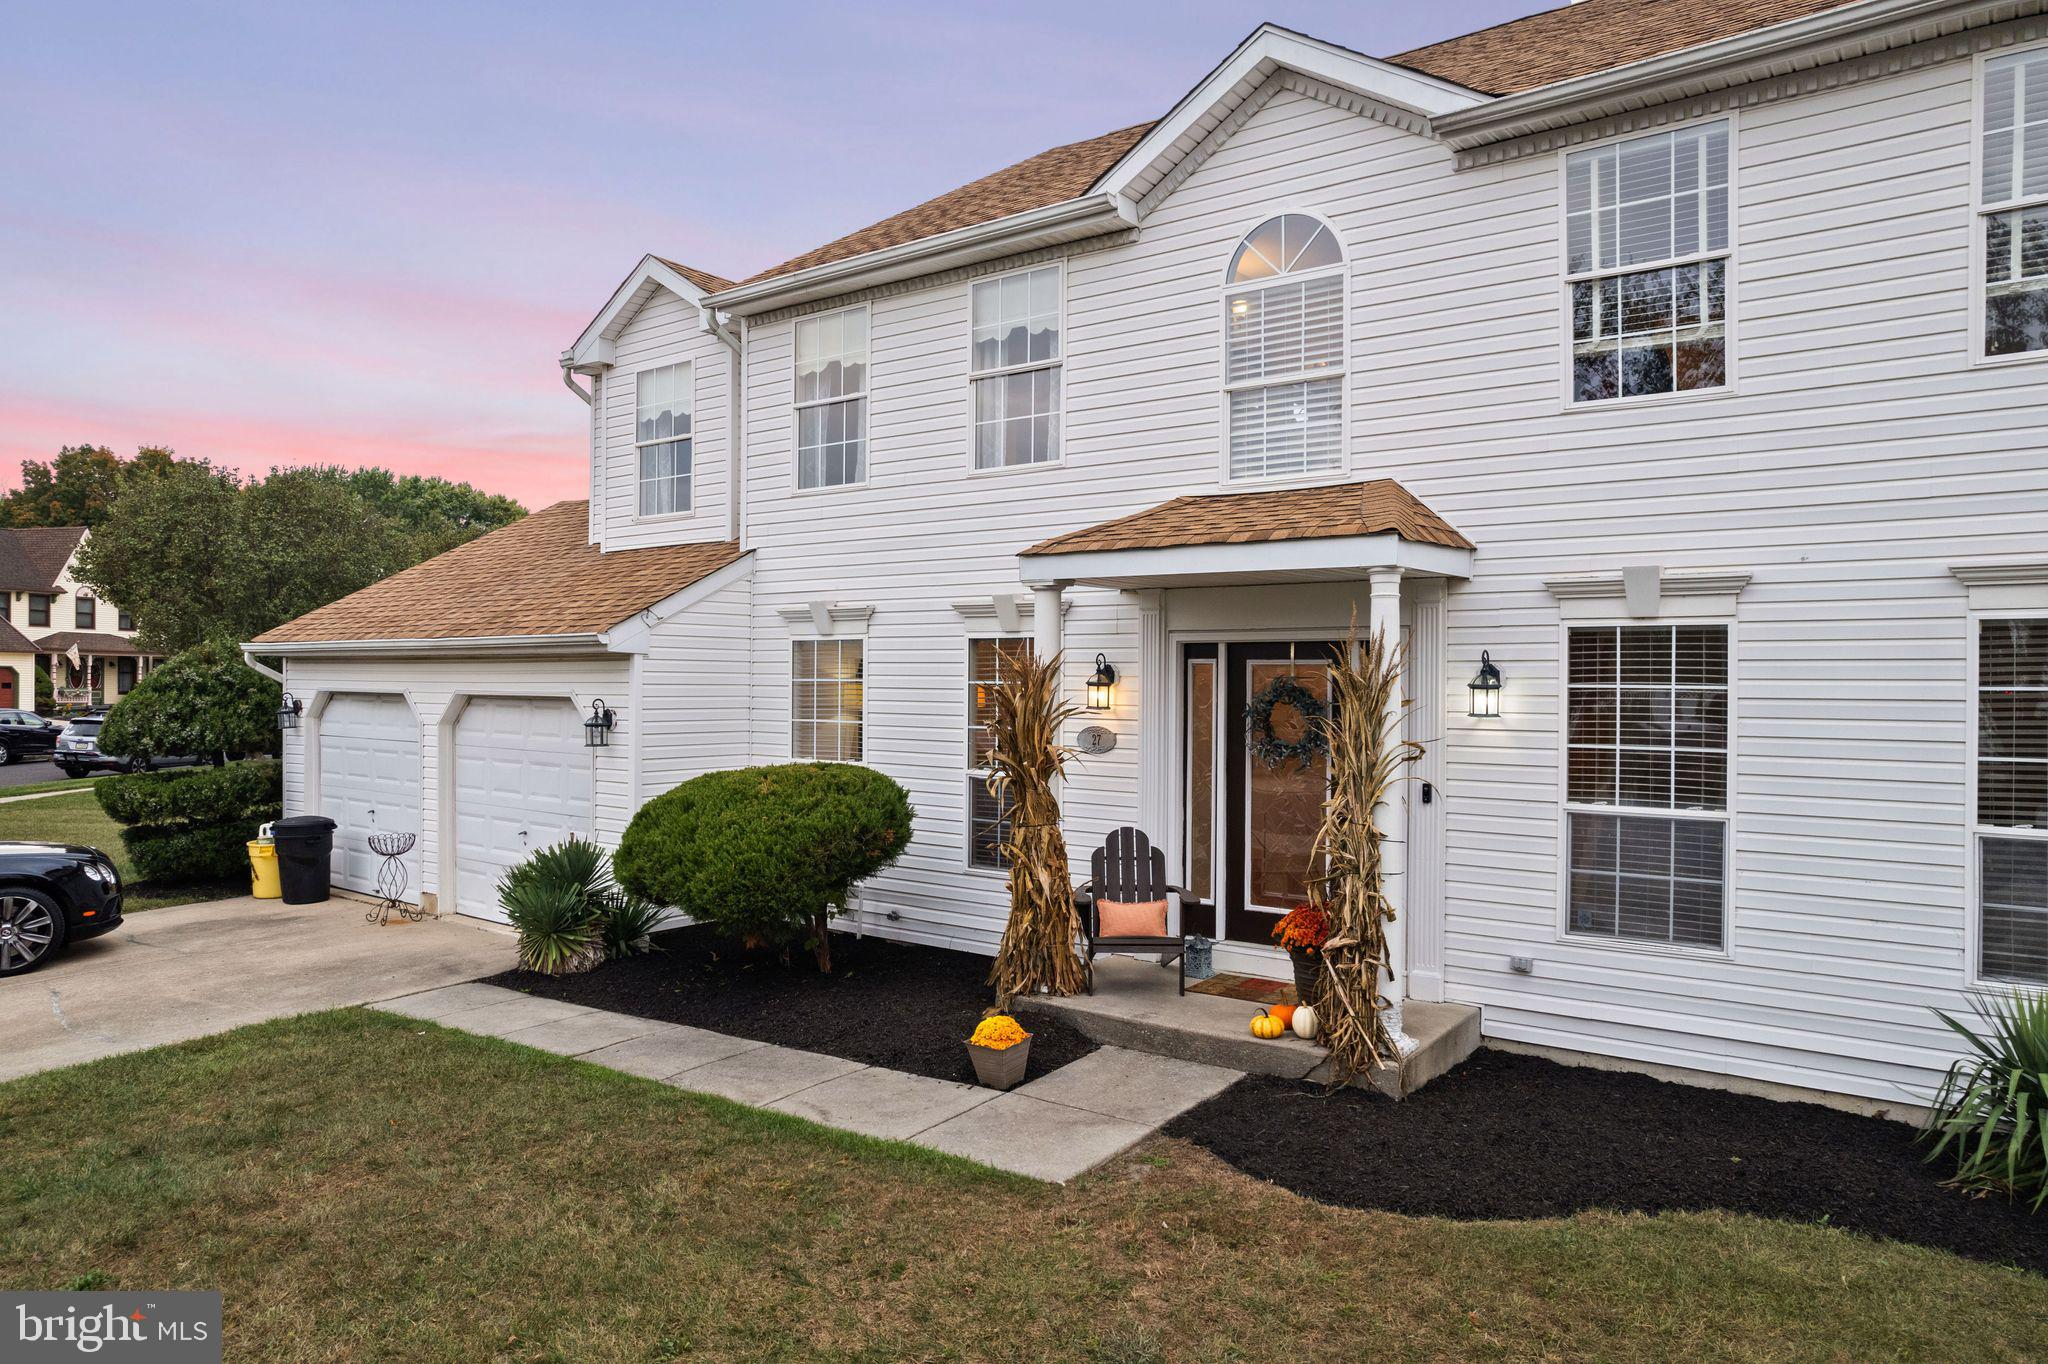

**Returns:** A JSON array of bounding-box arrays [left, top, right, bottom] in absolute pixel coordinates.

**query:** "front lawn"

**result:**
[[0, 787, 240, 911], [1, 1010, 2042, 1362]]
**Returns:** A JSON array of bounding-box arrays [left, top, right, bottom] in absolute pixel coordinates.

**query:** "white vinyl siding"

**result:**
[[791, 638, 863, 761], [1566, 121, 1730, 402], [1981, 47, 2048, 358], [1976, 618, 2048, 982], [635, 362, 692, 516], [1224, 213, 1344, 480], [971, 265, 1062, 469], [795, 307, 868, 489], [1565, 625, 1730, 949], [966, 638, 1030, 868]]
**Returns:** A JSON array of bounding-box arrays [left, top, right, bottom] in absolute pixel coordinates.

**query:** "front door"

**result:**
[[1193, 640, 1341, 946]]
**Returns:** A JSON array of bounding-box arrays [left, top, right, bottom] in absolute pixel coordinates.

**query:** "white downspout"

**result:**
[[239, 647, 285, 683], [700, 304, 744, 545]]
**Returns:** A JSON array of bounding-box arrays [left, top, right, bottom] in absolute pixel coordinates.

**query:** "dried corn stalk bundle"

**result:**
[[987, 648, 1089, 1004]]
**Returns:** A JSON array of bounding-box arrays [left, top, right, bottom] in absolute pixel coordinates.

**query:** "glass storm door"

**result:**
[[1221, 641, 1341, 946]]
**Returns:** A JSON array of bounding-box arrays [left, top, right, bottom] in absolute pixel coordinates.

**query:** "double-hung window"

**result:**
[[967, 638, 1032, 867], [1566, 121, 1730, 403], [1976, 619, 2048, 982], [795, 307, 868, 489], [1223, 214, 1345, 481], [28, 595, 50, 628], [635, 363, 692, 516], [1981, 47, 2048, 359], [1565, 624, 1730, 949], [971, 266, 1061, 469], [791, 639, 864, 761], [75, 594, 95, 630]]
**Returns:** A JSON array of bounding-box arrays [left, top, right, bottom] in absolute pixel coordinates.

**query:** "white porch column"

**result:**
[[1135, 589, 1169, 843], [1367, 567, 1414, 1051], [1032, 584, 1064, 661]]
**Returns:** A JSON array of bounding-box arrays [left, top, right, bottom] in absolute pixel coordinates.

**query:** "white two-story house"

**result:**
[[0, 527, 157, 712], [252, 0, 2048, 1110]]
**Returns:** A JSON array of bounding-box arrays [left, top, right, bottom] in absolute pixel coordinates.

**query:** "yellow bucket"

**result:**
[[248, 840, 281, 899]]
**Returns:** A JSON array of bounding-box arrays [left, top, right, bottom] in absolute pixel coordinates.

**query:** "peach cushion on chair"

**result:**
[[1096, 898, 1169, 937]]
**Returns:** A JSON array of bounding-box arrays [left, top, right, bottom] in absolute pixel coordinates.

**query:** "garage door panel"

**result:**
[[454, 698, 594, 923], [317, 693, 422, 896]]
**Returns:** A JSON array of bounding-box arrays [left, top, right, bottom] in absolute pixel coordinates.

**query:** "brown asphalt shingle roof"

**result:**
[[1022, 478, 1474, 557], [33, 631, 147, 657], [252, 501, 745, 646], [653, 256, 738, 295], [1387, 0, 1863, 95], [0, 527, 87, 592], [0, 619, 38, 653]]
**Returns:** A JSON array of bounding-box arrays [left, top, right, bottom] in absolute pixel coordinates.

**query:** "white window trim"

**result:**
[[1215, 208, 1350, 488], [1552, 615, 1738, 961], [787, 636, 868, 765], [1969, 41, 2048, 368], [962, 635, 1031, 875], [791, 304, 871, 494], [632, 361, 695, 522], [965, 262, 1066, 477], [1964, 604, 2048, 986], [1556, 112, 1743, 412]]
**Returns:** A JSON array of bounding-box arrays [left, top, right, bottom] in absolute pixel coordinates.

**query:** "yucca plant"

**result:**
[[599, 892, 667, 959], [1922, 987, 2048, 1210], [497, 835, 658, 973]]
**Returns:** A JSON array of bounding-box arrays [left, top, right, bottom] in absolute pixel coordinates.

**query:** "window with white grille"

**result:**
[[1977, 619, 2048, 982], [971, 266, 1061, 469], [1565, 624, 1730, 949], [791, 639, 864, 761], [795, 307, 868, 488], [966, 638, 1032, 867], [1566, 122, 1730, 403], [1224, 214, 1344, 481], [1982, 48, 2048, 358], [635, 363, 692, 516]]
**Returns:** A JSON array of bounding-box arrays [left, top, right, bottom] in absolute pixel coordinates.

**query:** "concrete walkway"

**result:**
[[2, 896, 517, 1082], [376, 982, 1242, 1182]]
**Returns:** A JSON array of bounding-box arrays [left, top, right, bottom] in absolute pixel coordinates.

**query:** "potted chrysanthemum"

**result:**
[[1272, 903, 1331, 1005], [966, 1014, 1032, 1090]]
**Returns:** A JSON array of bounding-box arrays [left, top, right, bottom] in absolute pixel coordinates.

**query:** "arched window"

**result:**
[[1224, 213, 1345, 481]]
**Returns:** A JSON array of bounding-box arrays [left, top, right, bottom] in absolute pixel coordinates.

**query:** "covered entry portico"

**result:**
[[1019, 479, 1475, 1040]]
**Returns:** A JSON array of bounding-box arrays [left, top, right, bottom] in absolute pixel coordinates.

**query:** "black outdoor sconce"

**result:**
[[277, 692, 303, 731], [1467, 652, 1503, 718], [1086, 654, 1118, 712], [584, 699, 616, 747]]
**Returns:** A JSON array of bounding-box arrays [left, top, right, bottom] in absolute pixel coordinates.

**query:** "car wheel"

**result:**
[[0, 745, 14, 766], [0, 889, 65, 976]]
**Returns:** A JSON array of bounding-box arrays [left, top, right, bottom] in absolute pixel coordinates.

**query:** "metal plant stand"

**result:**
[[366, 832, 421, 925]]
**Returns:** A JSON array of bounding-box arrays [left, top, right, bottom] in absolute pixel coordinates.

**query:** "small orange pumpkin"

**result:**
[[1269, 1004, 1298, 1029]]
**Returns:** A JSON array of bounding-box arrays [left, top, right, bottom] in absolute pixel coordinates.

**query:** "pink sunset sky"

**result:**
[[1, 1, 1547, 511]]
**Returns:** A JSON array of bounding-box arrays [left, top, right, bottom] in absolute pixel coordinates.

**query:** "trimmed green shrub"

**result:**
[[98, 638, 279, 764], [97, 759, 281, 884], [498, 835, 658, 974], [1923, 987, 2048, 1210], [615, 763, 912, 972]]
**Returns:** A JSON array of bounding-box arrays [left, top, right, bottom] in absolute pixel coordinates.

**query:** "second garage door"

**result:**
[[317, 693, 423, 896], [453, 697, 594, 921]]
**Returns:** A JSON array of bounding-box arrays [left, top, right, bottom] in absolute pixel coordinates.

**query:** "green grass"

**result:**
[[1, 1010, 2042, 1363], [0, 772, 105, 798], [0, 786, 238, 911]]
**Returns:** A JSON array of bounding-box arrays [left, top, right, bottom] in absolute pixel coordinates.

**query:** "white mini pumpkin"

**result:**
[[1291, 1003, 1318, 1040]]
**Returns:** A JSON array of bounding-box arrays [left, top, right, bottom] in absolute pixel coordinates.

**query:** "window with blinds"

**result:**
[[1982, 48, 2048, 358], [791, 639, 864, 761], [1223, 214, 1344, 481], [1977, 618, 2048, 982], [1566, 121, 1730, 403], [966, 638, 1032, 867], [1565, 624, 1730, 949]]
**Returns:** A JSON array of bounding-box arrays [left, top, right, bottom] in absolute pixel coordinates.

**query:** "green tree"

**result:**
[[71, 461, 246, 653], [97, 639, 280, 766], [0, 444, 189, 528]]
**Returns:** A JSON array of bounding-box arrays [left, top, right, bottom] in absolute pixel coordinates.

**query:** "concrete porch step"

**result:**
[[1014, 955, 1479, 1099]]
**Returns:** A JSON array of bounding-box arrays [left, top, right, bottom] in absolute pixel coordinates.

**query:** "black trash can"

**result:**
[[271, 815, 337, 905]]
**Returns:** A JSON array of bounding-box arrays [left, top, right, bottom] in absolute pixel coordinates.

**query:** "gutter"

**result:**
[[707, 192, 1131, 315], [246, 633, 613, 658], [238, 647, 285, 683], [1430, 0, 1995, 148]]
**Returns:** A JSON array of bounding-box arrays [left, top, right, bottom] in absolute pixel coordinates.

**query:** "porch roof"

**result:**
[[1018, 478, 1474, 589]]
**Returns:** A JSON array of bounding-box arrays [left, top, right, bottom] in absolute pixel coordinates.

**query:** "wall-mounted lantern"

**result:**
[[277, 692, 303, 731], [1467, 652, 1503, 718], [1085, 654, 1118, 712], [584, 699, 616, 748]]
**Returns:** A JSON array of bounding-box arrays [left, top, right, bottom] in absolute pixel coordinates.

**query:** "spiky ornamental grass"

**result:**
[[1923, 986, 2048, 1210], [987, 647, 1090, 1006], [1307, 624, 1422, 1085]]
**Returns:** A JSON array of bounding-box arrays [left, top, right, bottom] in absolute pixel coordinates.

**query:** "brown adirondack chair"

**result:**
[[1073, 826, 1186, 994]]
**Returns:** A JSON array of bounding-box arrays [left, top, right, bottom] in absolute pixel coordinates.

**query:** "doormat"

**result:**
[[1188, 972, 1297, 1005]]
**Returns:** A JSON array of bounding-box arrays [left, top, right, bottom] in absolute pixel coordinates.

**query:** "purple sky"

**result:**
[[0, 1, 1551, 509]]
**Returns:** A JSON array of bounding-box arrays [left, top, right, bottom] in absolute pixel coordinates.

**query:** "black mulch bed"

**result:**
[[1164, 1047, 2048, 1274], [481, 924, 1097, 1088]]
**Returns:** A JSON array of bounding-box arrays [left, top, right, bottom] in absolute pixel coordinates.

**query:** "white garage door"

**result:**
[[317, 693, 422, 896], [454, 697, 594, 922]]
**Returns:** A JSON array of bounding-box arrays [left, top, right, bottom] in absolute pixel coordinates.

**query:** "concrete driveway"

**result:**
[[0, 895, 516, 1082]]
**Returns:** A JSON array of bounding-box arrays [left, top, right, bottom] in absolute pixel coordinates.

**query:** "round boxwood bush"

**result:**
[[96, 759, 282, 884], [99, 638, 279, 764], [615, 763, 912, 972]]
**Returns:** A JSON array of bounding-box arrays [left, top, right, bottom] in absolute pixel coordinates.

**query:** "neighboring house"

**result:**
[[252, 0, 2048, 1111], [0, 528, 157, 711]]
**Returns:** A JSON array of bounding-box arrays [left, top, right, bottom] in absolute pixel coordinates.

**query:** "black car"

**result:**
[[0, 842, 123, 976], [0, 709, 60, 765]]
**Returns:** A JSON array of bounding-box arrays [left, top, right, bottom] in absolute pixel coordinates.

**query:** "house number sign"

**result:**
[[1077, 725, 1117, 755]]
